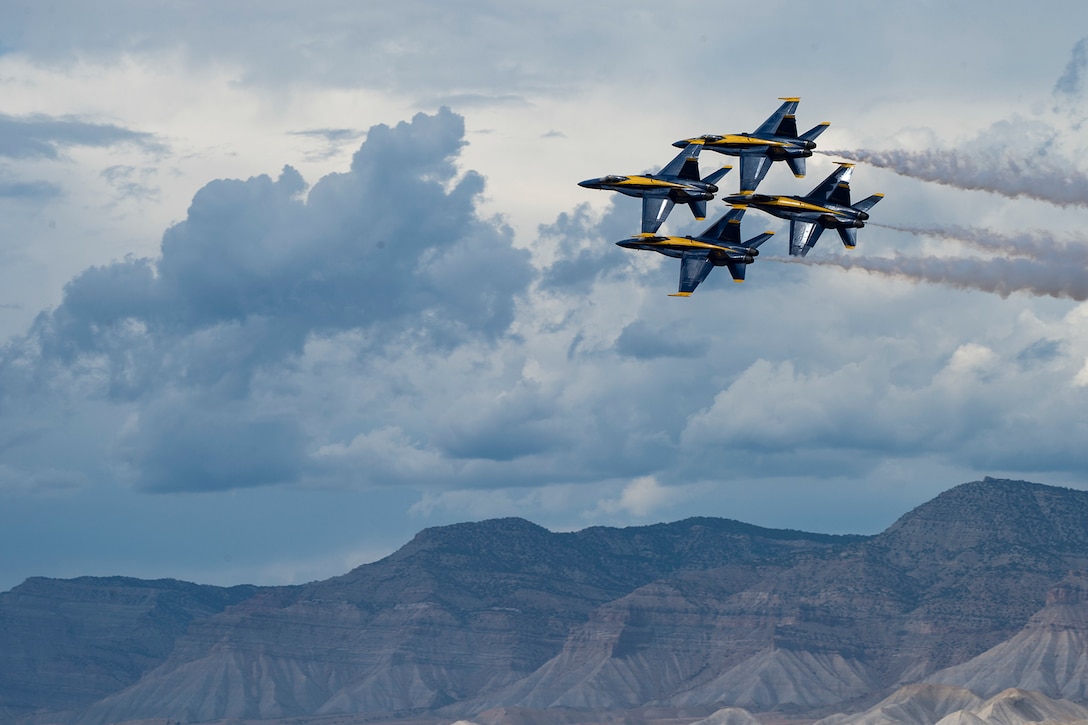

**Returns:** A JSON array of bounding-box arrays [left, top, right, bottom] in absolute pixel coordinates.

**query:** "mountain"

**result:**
[[926, 574, 1088, 700], [815, 685, 1088, 725], [458, 479, 1088, 715], [0, 577, 255, 716], [4, 478, 1088, 725], [61, 517, 854, 724]]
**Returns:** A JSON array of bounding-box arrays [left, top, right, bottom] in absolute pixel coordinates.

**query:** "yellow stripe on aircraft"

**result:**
[[617, 176, 686, 189], [668, 292, 692, 297], [643, 237, 723, 250], [761, 197, 834, 213], [706, 135, 786, 147]]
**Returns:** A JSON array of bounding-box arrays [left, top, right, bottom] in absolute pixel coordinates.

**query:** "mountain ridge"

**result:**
[[4, 478, 1088, 725]]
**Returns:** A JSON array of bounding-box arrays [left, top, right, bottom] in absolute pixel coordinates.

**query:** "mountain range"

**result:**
[[3, 477, 1088, 725]]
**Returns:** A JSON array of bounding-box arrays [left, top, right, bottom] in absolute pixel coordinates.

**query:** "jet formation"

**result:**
[[579, 98, 884, 296]]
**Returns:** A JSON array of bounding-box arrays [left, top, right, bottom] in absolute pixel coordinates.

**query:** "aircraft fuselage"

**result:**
[[724, 194, 868, 229], [675, 134, 815, 159], [579, 174, 717, 203], [615, 234, 757, 265]]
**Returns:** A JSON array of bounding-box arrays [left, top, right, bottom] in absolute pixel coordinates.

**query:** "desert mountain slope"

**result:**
[[455, 480, 1088, 715], [818, 684, 1088, 725], [70, 517, 853, 724], [927, 575, 1088, 700], [6, 478, 1088, 725], [0, 577, 255, 715]]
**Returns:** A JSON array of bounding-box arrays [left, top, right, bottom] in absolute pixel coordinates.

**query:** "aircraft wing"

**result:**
[[671, 251, 716, 296], [642, 197, 675, 233], [659, 143, 703, 181], [738, 154, 773, 193], [754, 98, 800, 137], [805, 164, 853, 205], [790, 221, 825, 256]]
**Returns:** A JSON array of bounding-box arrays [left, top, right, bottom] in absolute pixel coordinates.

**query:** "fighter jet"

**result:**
[[725, 163, 883, 257], [615, 206, 774, 296], [674, 98, 829, 193], [579, 143, 732, 234]]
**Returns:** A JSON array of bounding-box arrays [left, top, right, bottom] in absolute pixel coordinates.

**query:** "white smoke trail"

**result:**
[[873, 223, 1083, 261], [823, 148, 1088, 208], [778, 252, 1088, 301]]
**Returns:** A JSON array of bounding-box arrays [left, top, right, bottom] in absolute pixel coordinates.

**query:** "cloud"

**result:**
[[0, 108, 534, 493], [117, 394, 307, 493], [1054, 37, 1088, 102], [288, 128, 367, 161], [0, 113, 165, 160], [594, 475, 672, 517], [0, 178, 61, 200], [615, 320, 709, 360], [100, 165, 160, 202]]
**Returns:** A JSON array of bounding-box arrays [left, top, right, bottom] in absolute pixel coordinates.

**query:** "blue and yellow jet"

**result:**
[[615, 206, 774, 296], [579, 142, 732, 234], [674, 98, 829, 193], [725, 163, 883, 257]]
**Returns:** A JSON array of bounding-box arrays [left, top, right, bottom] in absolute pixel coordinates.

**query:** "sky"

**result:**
[[2, 1, 1088, 592]]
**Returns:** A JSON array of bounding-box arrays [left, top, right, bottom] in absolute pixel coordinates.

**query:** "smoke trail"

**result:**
[[823, 148, 1088, 208], [873, 223, 1084, 261], [779, 252, 1088, 301]]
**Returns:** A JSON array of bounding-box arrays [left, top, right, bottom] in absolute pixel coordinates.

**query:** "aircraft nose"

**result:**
[[578, 179, 597, 188]]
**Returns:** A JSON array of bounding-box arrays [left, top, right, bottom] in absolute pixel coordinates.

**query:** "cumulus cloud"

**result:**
[[0, 108, 534, 493], [5, 93, 1088, 513]]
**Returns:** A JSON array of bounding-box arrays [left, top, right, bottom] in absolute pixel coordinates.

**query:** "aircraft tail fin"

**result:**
[[838, 226, 858, 249], [742, 231, 775, 250], [699, 205, 745, 244], [800, 122, 830, 142], [660, 143, 704, 181], [853, 193, 885, 213], [726, 261, 747, 283], [702, 165, 732, 186], [776, 115, 799, 139], [785, 156, 806, 177], [688, 200, 707, 221]]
